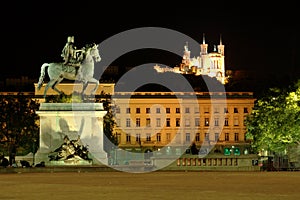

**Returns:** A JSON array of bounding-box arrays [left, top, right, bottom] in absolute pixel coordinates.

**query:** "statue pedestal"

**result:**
[[35, 103, 108, 166]]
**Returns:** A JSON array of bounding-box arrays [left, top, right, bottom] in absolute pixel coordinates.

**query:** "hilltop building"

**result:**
[[154, 34, 227, 84]]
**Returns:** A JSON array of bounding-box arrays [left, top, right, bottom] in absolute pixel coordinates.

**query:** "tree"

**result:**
[[245, 80, 300, 155], [0, 94, 40, 158], [96, 94, 118, 153]]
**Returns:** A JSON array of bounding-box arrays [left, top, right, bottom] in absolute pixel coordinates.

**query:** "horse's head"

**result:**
[[86, 43, 101, 62]]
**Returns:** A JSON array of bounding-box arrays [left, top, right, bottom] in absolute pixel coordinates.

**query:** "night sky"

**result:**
[[1, 1, 299, 85]]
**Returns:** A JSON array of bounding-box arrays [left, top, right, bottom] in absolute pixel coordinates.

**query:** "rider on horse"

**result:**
[[61, 36, 85, 67]]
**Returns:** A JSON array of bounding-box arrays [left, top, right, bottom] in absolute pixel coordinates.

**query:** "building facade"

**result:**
[[112, 91, 255, 158]]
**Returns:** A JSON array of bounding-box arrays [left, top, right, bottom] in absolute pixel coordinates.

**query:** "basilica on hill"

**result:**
[[154, 34, 227, 84]]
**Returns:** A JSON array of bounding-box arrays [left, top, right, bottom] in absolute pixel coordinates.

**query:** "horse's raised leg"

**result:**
[[52, 77, 64, 95]]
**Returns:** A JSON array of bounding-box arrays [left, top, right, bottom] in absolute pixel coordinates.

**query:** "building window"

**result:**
[[146, 108, 150, 114], [166, 133, 171, 141], [195, 118, 200, 127], [136, 134, 141, 142], [205, 133, 209, 141], [234, 107, 238, 113], [166, 118, 171, 127], [194, 107, 200, 113], [214, 133, 219, 141], [126, 108, 130, 114], [244, 107, 248, 113], [136, 108, 140, 113], [115, 107, 120, 113], [136, 118, 140, 127], [176, 118, 180, 127], [186, 133, 190, 143], [185, 107, 190, 113], [126, 134, 131, 143], [204, 107, 209, 113], [234, 117, 239, 126], [156, 108, 160, 114], [214, 118, 219, 126], [195, 133, 200, 142], [126, 118, 131, 127], [185, 119, 190, 127], [234, 133, 239, 141], [224, 118, 229, 126], [166, 108, 170, 113], [156, 118, 161, 127], [176, 108, 180, 113], [225, 133, 229, 141], [243, 116, 247, 126], [146, 118, 151, 127], [205, 118, 209, 126], [146, 133, 151, 142], [156, 133, 161, 142], [224, 107, 228, 113]]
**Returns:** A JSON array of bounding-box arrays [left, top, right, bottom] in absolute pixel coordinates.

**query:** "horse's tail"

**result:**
[[37, 63, 50, 90]]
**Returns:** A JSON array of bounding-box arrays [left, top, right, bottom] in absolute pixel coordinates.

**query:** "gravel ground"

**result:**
[[0, 171, 300, 200]]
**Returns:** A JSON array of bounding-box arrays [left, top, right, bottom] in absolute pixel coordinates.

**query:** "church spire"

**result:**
[[200, 33, 208, 55], [217, 34, 225, 56]]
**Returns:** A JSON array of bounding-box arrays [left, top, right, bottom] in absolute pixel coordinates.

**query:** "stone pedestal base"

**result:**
[[35, 103, 108, 166]]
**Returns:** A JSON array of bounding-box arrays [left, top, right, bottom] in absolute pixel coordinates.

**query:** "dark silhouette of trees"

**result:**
[[0, 93, 39, 162]]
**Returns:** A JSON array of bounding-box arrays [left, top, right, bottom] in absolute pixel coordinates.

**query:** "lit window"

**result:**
[[224, 118, 229, 126], [146, 118, 151, 127], [214, 118, 219, 126], [205, 118, 209, 126], [234, 117, 239, 126], [146, 133, 151, 141], [214, 133, 219, 141], [136, 134, 141, 142], [126, 134, 131, 142], [136, 118, 140, 127], [126, 118, 131, 127], [234, 133, 239, 141], [156, 118, 161, 127], [156, 133, 161, 142], [195, 118, 200, 127], [225, 133, 229, 141], [195, 133, 200, 142], [176, 118, 180, 127], [186, 133, 190, 142]]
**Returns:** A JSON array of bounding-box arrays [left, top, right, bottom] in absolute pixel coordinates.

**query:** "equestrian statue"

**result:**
[[37, 36, 101, 98]]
